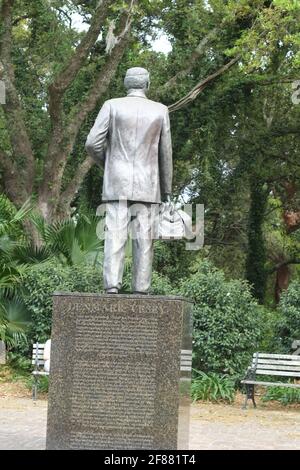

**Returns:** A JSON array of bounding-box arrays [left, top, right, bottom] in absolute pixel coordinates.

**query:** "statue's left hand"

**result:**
[[162, 193, 172, 203]]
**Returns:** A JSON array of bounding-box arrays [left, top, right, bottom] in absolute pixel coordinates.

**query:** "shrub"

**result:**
[[20, 261, 103, 349], [27, 375, 49, 394], [19, 260, 174, 354], [262, 386, 300, 405], [150, 271, 175, 295], [191, 370, 235, 403], [180, 260, 264, 378], [276, 282, 300, 352]]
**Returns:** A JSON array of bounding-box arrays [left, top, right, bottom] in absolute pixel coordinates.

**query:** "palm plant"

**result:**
[[0, 195, 33, 348], [0, 299, 31, 349], [0, 194, 105, 348], [31, 213, 104, 267]]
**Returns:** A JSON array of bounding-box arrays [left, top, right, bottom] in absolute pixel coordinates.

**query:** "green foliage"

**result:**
[[191, 370, 235, 403], [27, 375, 49, 394], [150, 271, 175, 295], [0, 195, 32, 238], [0, 195, 32, 348], [276, 282, 300, 351], [7, 351, 32, 372], [180, 260, 264, 377], [21, 261, 103, 347], [262, 386, 300, 405], [245, 179, 268, 304], [30, 213, 104, 267], [0, 299, 31, 349], [153, 240, 194, 286]]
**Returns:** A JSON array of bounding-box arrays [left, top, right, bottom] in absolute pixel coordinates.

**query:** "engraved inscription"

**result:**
[[66, 299, 165, 315], [70, 360, 156, 431], [69, 311, 159, 445], [46, 295, 192, 450], [75, 313, 158, 354], [69, 432, 154, 450]]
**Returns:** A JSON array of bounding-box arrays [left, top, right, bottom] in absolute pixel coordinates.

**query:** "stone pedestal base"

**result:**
[[46, 293, 192, 450]]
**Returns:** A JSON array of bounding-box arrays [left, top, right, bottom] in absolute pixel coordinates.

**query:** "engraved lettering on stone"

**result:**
[[75, 314, 158, 354], [68, 432, 153, 450], [70, 361, 156, 432]]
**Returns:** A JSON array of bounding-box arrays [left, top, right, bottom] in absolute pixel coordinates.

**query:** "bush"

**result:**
[[180, 260, 264, 378], [191, 370, 235, 403], [27, 375, 49, 394], [276, 282, 300, 352], [19, 260, 174, 355], [20, 261, 103, 350], [150, 271, 175, 295], [262, 386, 300, 405]]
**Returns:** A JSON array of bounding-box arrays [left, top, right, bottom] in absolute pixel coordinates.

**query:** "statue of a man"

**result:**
[[85, 67, 173, 294]]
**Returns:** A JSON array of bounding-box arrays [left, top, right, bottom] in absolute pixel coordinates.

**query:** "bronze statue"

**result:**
[[85, 67, 173, 294]]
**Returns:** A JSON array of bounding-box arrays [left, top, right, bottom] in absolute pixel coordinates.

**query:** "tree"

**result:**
[[0, 0, 263, 224], [0, 0, 136, 221]]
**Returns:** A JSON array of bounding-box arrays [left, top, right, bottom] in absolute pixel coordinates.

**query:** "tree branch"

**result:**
[[40, 3, 135, 218], [168, 56, 239, 113], [66, 10, 133, 144], [0, 0, 35, 198], [272, 127, 300, 137], [49, 0, 113, 99], [159, 27, 218, 93], [268, 258, 300, 274], [12, 14, 29, 26], [0, 147, 25, 204], [57, 8, 72, 29], [59, 156, 94, 215]]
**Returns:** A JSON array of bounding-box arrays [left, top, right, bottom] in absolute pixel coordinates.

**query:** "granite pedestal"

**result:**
[[46, 293, 192, 450]]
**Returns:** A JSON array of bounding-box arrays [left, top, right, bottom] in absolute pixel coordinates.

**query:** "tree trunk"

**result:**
[[245, 178, 268, 303], [275, 264, 290, 304]]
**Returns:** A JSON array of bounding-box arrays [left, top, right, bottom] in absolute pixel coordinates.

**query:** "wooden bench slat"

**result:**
[[241, 380, 300, 389], [255, 369, 300, 377], [253, 353, 300, 360], [251, 364, 300, 372], [252, 359, 300, 366]]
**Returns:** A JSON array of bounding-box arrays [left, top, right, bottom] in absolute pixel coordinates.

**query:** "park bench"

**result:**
[[32, 342, 49, 401], [241, 352, 300, 408]]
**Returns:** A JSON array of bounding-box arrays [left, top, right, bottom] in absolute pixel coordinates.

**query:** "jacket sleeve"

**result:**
[[159, 106, 173, 196], [85, 101, 110, 164]]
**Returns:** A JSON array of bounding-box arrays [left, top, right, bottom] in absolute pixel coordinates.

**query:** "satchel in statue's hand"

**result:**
[[155, 197, 183, 240], [162, 193, 172, 203]]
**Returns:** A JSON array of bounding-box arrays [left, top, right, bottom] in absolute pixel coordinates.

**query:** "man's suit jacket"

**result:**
[[85, 90, 173, 203]]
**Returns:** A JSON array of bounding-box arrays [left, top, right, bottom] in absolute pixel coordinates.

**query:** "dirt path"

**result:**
[[0, 386, 299, 450], [190, 399, 300, 450]]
